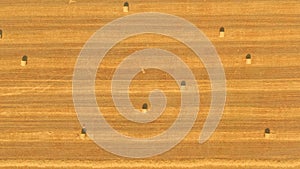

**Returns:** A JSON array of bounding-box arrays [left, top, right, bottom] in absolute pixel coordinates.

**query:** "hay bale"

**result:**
[[264, 128, 270, 138], [123, 2, 129, 12], [80, 127, 87, 140], [81, 127, 87, 135], [180, 81, 186, 90], [21, 55, 27, 66], [142, 103, 148, 113], [219, 27, 225, 37], [246, 54, 251, 64]]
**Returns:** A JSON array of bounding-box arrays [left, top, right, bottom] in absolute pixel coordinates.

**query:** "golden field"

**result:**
[[0, 0, 299, 168]]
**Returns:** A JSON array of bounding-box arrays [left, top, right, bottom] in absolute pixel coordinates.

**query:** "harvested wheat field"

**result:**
[[0, 0, 299, 168]]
